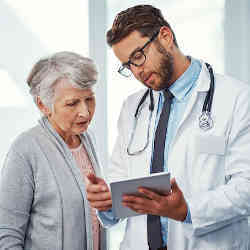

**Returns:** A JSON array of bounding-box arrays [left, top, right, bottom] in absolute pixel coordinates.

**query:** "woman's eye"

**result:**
[[67, 102, 77, 106], [86, 97, 94, 102]]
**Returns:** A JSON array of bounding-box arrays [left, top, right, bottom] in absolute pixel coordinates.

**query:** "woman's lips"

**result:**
[[76, 121, 89, 127]]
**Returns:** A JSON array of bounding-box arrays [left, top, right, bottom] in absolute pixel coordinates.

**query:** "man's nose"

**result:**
[[130, 64, 144, 79]]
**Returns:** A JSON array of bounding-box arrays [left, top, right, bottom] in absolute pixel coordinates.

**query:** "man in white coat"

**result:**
[[87, 4, 250, 250]]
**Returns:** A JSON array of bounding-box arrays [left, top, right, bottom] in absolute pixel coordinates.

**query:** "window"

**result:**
[[0, 0, 89, 165]]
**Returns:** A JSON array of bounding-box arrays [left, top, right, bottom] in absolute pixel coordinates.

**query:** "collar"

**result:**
[[195, 60, 212, 92], [168, 57, 202, 102], [150, 58, 212, 106]]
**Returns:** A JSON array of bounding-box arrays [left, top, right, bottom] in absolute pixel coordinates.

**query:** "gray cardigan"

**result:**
[[0, 117, 106, 250]]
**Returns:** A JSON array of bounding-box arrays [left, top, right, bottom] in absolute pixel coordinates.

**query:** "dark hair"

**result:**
[[107, 5, 178, 48]]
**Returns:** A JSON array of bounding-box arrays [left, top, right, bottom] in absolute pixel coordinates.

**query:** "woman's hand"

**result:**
[[86, 173, 112, 211]]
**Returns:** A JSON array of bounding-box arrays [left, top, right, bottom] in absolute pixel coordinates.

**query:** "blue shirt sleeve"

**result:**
[[183, 204, 192, 224], [96, 209, 120, 228]]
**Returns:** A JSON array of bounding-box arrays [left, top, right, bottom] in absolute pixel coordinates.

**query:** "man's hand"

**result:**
[[122, 178, 188, 221], [86, 173, 112, 211]]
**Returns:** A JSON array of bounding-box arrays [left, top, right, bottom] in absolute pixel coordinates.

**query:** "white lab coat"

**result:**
[[107, 61, 250, 250]]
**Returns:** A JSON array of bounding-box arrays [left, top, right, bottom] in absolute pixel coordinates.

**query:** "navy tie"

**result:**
[[147, 89, 174, 250]]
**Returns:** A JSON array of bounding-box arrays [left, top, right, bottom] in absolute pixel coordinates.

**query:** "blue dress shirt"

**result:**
[[155, 57, 201, 245]]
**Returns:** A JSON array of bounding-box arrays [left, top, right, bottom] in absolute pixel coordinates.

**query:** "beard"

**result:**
[[155, 41, 174, 90]]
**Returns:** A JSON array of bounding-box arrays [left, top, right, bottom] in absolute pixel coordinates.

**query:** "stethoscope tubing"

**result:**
[[203, 63, 215, 113], [127, 62, 215, 156]]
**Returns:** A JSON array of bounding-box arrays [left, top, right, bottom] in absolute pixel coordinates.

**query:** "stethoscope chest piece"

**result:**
[[199, 111, 213, 131]]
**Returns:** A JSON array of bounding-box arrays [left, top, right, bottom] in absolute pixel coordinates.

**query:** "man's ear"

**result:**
[[158, 26, 174, 50], [36, 96, 51, 117]]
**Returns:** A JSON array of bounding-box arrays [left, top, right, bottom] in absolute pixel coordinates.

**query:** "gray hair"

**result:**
[[27, 51, 98, 107]]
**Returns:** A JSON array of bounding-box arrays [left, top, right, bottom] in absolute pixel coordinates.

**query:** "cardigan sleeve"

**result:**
[[0, 147, 35, 249]]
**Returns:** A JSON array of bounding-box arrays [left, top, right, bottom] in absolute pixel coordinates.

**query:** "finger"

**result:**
[[138, 188, 162, 202], [122, 202, 148, 214], [162, 190, 171, 196], [170, 178, 179, 192], [86, 172, 98, 184], [87, 191, 111, 202], [122, 195, 155, 211], [122, 195, 146, 204], [97, 206, 112, 212], [87, 183, 108, 193], [90, 199, 112, 209], [87, 173, 106, 185], [137, 209, 147, 214]]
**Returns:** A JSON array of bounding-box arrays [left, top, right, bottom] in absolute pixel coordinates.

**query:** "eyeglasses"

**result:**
[[118, 30, 160, 77]]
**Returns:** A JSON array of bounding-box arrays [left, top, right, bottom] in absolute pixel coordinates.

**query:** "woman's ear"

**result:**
[[36, 96, 51, 117]]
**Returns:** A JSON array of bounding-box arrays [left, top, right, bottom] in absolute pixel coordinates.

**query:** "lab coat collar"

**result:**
[[195, 60, 211, 92]]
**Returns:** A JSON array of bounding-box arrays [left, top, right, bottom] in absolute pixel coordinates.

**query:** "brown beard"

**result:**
[[155, 41, 174, 89]]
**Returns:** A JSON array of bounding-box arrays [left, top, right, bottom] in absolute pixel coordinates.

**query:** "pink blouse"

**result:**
[[71, 143, 100, 250]]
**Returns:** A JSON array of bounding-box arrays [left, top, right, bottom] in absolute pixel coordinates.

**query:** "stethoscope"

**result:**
[[127, 63, 215, 156]]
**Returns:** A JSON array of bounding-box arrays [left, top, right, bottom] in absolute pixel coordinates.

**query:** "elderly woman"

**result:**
[[0, 51, 106, 250]]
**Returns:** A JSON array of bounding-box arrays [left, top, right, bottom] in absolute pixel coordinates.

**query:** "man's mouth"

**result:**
[[143, 73, 153, 84]]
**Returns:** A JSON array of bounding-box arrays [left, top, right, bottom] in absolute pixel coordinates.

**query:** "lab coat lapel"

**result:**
[[130, 91, 160, 177], [171, 62, 211, 148]]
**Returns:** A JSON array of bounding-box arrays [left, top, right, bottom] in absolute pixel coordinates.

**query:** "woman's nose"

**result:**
[[78, 102, 89, 118]]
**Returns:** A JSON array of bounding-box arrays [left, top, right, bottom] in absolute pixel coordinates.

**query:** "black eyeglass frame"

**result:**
[[118, 30, 160, 77]]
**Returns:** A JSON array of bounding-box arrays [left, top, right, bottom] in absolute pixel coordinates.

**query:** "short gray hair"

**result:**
[[27, 51, 98, 107]]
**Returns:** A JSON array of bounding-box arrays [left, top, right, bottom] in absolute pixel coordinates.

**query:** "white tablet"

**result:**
[[110, 172, 171, 219]]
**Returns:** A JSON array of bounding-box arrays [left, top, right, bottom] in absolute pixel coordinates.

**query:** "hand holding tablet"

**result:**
[[110, 172, 171, 218]]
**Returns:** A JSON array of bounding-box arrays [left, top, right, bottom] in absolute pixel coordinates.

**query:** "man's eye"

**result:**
[[124, 64, 131, 70], [132, 51, 143, 60]]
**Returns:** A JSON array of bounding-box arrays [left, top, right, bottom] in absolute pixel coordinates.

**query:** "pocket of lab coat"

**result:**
[[190, 134, 227, 192], [195, 135, 226, 155]]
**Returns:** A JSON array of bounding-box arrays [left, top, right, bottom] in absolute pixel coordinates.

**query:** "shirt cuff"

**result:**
[[183, 204, 192, 224], [97, 209, 120, 228]]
